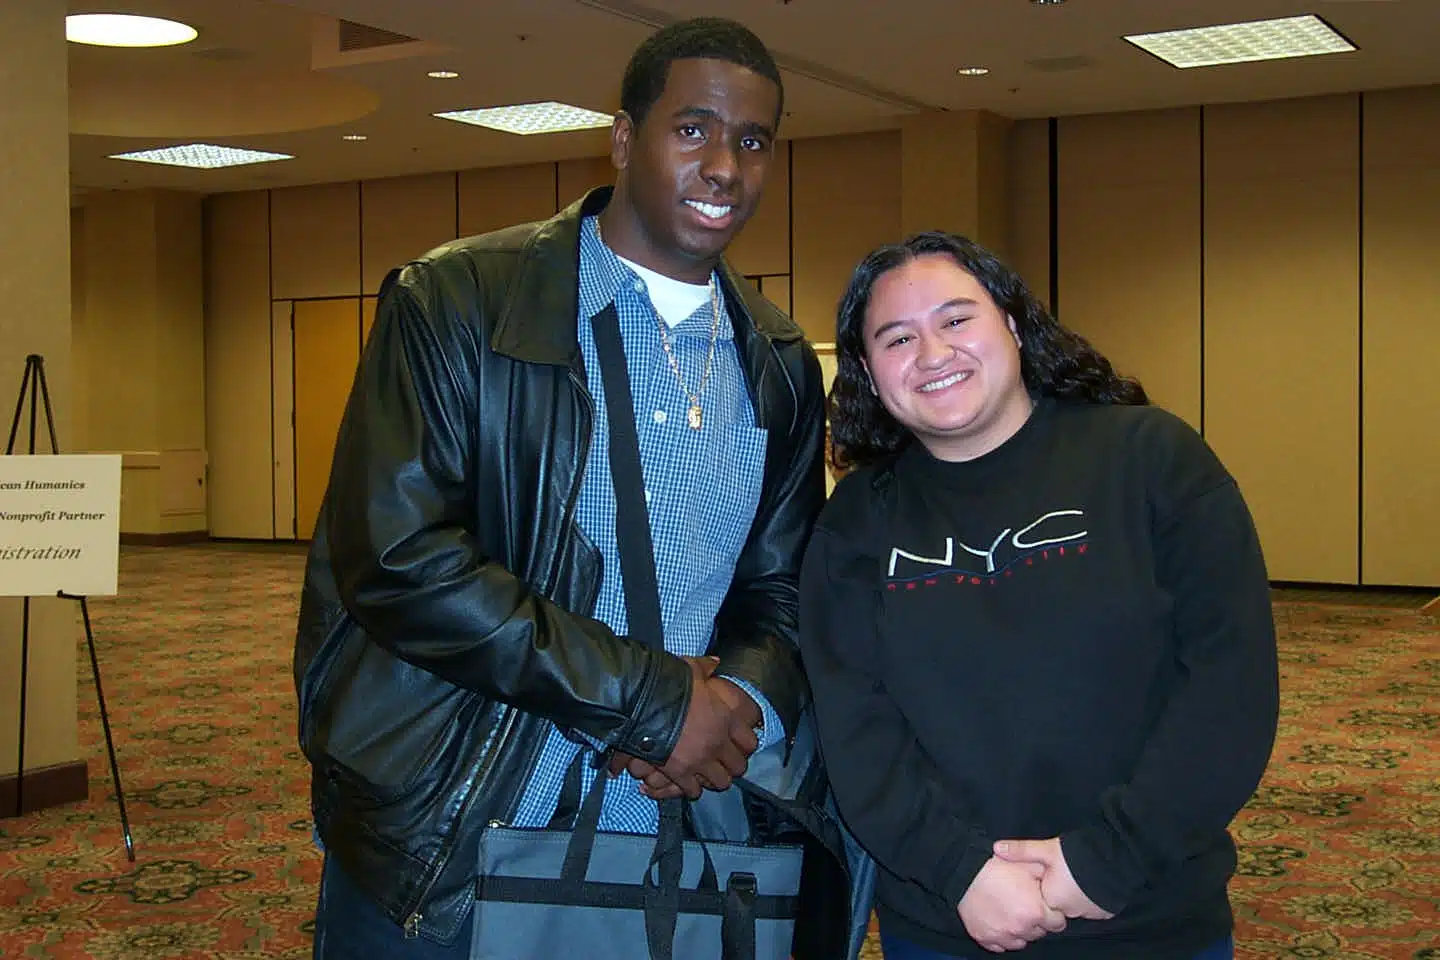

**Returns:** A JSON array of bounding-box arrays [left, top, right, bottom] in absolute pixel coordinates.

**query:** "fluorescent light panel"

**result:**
[[435, 101, 613, 135], [67, 14, 197, 47], [1124, 15, 1355, 69], [109, 144, 293, 169]]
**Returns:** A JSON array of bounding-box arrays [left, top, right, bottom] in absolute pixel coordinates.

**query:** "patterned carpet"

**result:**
[[0, 545, 1436, 959]]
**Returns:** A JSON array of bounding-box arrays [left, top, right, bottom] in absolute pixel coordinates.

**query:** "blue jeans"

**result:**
[[313, 856, 472, 958], [878, 930, 1235, 960]]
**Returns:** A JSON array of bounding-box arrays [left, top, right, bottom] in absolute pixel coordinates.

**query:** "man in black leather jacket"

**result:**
[[293, 16, 853, 959]]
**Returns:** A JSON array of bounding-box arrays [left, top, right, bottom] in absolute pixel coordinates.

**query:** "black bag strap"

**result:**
[[591, 303, 666, 652]]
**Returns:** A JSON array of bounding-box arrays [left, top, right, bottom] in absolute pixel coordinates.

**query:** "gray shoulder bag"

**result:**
[[469, 303, 805, 959]]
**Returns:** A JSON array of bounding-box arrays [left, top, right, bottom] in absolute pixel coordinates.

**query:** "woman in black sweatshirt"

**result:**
[[799, 232, 1279, 960]]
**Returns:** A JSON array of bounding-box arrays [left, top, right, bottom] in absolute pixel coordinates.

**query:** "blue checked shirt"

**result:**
[[508, 216, 783, 835]]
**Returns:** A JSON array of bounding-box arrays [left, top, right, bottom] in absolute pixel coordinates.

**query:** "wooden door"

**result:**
[[293, 299, 361, 540]]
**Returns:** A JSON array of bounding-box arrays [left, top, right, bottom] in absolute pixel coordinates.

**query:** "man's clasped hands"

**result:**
[[606, 655, 762, 801]]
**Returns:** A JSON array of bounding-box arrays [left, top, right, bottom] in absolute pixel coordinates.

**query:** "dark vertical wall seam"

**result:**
[[787, 142, 796, 319], [289, 301, 297, 540], [1047, 117, 1059, 315], [1199, 107, 1207, 438], [266, 190, 276, 540], [1357, 93, 1366, 585]]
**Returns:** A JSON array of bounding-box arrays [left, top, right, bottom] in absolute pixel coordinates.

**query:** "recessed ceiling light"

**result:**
[[957, 66, 991, 76], [1124, 15, 1356, 69], [1031, 0, 1066, 5], [341, 134, 368, 141], [66, 13, 198, 47], [435, 101, 614, 136], [108, 144, 293, 169], [427, 70, 461, 79]]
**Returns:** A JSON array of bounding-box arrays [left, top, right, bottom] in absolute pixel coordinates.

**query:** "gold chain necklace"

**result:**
[[597, 220, 721, 430], [657, 278, 721, 430]]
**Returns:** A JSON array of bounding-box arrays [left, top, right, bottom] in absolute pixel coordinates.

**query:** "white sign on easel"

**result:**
[[0, 454, 122, 597]]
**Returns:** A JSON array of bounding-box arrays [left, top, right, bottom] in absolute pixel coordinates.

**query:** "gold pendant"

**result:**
[[687, 403, 703, 430]]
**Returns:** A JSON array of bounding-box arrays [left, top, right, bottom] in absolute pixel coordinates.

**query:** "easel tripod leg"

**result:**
[[76, 596, 134, 861]]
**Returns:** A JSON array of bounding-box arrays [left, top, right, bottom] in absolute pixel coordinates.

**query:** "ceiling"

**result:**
[[67, 0, 1439, 196]]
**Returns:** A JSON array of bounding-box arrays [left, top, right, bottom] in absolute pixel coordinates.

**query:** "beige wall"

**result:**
[[1017, 88, 1440, 587], [1361, 86, 1440, 587], [1205, 95, 1360, 585], [900, 111, 1012, 257], [1058, 108, 1203, 429], [1, 0, 79, 780], [204, 191, 273, 539], [1009, 118, 1052, 309], [74, 189, 208, 536], [192, 87, 1440, 587], [792, 131, 902, 343]]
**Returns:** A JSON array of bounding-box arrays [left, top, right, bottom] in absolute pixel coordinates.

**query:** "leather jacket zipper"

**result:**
[[402, 369, 594, 940], [400, 705, 519, 938], [563, 365, 594, 559]]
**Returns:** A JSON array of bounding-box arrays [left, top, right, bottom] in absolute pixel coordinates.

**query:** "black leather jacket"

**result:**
[[293, 188, 842, 947]]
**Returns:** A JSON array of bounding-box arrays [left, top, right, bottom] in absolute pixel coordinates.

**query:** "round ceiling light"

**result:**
[[427, 70, 461, 79], [957, 66, 991, 76], [66, 13, 198, 47]]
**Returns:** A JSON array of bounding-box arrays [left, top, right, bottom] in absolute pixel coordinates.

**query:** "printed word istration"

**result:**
[[0, 546, 84, 560]]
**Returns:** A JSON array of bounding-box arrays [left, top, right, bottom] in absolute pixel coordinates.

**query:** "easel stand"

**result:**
[[5, 354, 134, 860]]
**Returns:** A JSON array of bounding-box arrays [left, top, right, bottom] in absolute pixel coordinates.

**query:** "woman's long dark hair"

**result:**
[[829, 231, 1148, 471]]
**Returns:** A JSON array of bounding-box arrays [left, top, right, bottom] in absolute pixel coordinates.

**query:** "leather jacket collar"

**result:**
[[492, 186, 802, 368]]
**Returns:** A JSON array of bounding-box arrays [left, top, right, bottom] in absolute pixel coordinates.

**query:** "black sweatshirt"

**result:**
[[799, 398, 1280, 958]]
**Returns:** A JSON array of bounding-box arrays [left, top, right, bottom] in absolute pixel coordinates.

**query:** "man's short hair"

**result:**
[[620, 17, 784, 130]]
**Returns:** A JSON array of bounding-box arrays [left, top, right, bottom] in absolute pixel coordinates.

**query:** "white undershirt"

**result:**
[[614, 253, 716, 329]]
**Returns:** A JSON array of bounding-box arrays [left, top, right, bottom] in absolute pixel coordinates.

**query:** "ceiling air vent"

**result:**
[[338, 19, 420, 52]]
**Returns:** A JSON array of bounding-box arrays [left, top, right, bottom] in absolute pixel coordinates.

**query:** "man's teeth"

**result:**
[[687, 200, 732, 219], [919, 372, 971, 392]]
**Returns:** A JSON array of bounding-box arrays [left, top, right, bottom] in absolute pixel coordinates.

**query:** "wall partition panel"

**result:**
[[458, 163, 558, 237], [761, 275, 793, 323], [292, 299, 362, 541], [791, 131, 901, 344], [1361, 87, 1440, 587], [361, 296, 378, 347], [270, 182, 361, 301], [1009, 118, 1053, 311], [203, 191, 273, 539], [726, 140, 791, 280], [1058, 108, 1203, 429], [557, 156, 616, 208], [271, 302, 295, 539], [361, 172, 459, 294], [1204, 95, 1361, 584]]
